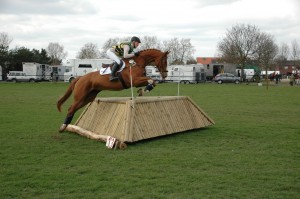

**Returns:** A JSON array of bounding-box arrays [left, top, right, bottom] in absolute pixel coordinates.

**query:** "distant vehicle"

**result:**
[[236, 69, 255, 81], [50, 65, 70, 81], [145, 66, 163, 82], [205, 63, 238, 81], [6, 71, 35, 82], [7, 62, 52, 82], [165, 64, 205, 84], [23, 62, 52, 81], [63, 59, 112, 82], [214, 73, 240, 84]]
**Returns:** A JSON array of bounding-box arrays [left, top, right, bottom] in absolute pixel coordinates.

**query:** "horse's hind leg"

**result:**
[[59, 90, 100, 132]]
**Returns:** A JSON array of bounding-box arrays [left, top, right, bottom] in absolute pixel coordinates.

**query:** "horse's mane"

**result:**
[[140, 48, 162, 53], [122, 49, 161, 63]]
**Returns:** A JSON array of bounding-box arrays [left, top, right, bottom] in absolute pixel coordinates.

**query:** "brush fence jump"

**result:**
[[65, 96, 214, 148]]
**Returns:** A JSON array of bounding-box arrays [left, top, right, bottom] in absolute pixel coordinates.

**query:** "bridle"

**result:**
[[156, 56, 168, 73]]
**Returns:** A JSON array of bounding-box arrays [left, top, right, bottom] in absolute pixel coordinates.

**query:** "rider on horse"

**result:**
[[106, 36, 141, 81]]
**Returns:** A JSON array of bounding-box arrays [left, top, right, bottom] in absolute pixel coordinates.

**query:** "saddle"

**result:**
[[100, 62, 128, 88], [102, 63, 113, 68]]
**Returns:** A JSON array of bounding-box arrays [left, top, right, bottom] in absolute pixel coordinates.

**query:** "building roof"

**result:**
[[197, 57, 220, 65]]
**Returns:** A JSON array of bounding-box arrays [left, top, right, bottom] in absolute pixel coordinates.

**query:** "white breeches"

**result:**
[[106, 49, 121, 64]]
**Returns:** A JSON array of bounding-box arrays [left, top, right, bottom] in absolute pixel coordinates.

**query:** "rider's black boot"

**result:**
[[110, 61, 121, 81]]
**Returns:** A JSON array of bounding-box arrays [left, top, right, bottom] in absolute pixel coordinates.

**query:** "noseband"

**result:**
[[154, 66, 168, 73]]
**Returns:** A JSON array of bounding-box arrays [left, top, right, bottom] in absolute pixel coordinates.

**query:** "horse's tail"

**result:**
[[57, 77, 80, 112]]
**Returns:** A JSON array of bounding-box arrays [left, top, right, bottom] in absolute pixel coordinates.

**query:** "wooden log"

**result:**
[[65, 124, 108, 142], [65, 125, 128, 150]]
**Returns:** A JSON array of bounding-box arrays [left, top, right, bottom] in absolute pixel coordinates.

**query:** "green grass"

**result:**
[[0, 82, 299, 198]]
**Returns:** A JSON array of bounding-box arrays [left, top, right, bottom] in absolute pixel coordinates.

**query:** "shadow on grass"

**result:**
[[126, 127, 214, 148]]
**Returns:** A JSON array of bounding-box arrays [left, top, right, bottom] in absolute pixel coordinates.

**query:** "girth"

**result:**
[[117, 72, 129, 89]]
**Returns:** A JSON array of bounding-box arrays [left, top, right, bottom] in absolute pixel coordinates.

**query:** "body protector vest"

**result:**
[[113, 42, 134, 57]]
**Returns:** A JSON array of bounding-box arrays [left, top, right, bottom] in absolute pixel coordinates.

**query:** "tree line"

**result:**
[[0, 33, 196, 79], [1, 24, 299, 80], [217, 24, 299, 78], [77, 36, 197, 65], [0, 32, 68, 79]]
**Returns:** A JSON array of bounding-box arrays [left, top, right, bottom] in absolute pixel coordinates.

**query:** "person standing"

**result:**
[[290, 73, 295, 86], [275, 73, 280, 84]]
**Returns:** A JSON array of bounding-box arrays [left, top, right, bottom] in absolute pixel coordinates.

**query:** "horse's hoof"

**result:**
[[58, 124, 67, 133], [137, 88, 144, 96]]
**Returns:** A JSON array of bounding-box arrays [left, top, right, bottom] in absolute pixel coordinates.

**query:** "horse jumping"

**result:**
[[57, 49, 169, 132]]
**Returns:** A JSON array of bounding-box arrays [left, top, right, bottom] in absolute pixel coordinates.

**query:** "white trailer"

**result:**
[[22, 62, 52, 81], [145, 66, 162, 81], [63, 59, 112, 82], [236, 69, 255, 81], [165, 64, 205, 83], [261, 70, 280, 79], [50, 65, 70, 81]]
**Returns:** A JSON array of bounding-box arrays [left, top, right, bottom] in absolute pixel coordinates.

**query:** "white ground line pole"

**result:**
[[177, 80, 180, 96], [177, 69, 181, 96], [129, 60, 136, 108]]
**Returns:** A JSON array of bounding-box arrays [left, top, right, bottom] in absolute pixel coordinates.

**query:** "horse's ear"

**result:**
[[165, 51, 170, 55]]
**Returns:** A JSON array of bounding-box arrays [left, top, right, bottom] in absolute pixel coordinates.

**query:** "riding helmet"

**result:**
[[131, 36, 141, 43]]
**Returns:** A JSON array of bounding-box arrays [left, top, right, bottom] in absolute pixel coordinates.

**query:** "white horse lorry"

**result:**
[[50, 65, 69, 81], [145, 66, 163, 82], [165, 64, 206, 83], [236, 68, 255, 81], [7, 62, 52, 82], [63, 59, 112, 82]]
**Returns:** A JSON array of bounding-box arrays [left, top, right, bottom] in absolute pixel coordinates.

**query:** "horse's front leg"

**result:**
[[133, 77, 156, 96]]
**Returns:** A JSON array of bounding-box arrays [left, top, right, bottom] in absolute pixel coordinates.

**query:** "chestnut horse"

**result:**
[[57, 49, 169, 132]]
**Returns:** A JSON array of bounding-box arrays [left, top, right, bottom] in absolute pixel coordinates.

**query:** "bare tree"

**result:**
[[255, 32, 278, 85], [186, 57, 197, 64], [0, 32, 13, 78], [276, 42, 290, 67], [100, 36, 195, 65], [0, 32, 13, 49], [161, 38, 195, 65], [140, 36, 161, 50], [99, 37, 127, 58], [46, 42, 67, 65], [162, 38, 181, 64], [178, 38, 195, 64], [291, 39, 299, 66], [77, 43, 100, 59], [218, 24, 260, 80]]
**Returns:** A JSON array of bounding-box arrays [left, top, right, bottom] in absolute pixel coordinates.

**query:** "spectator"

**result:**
[[275, 73, 280, 84], [290, 73, 295, 86]]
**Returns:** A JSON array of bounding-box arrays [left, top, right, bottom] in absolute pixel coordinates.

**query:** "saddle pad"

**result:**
[[99, 62, 126, 75]]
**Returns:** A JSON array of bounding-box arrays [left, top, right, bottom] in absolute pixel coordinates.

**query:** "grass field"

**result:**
[[0, 82, 299, 198]]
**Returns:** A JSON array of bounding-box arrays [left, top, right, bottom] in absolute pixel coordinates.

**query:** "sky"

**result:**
[[1, 0, 299, 59]]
